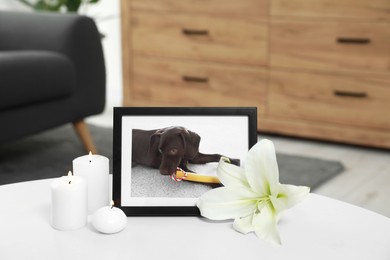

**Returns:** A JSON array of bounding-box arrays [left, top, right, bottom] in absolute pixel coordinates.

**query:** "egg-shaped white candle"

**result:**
[[51, 171, 87, 230], [91, 201, 127, 234], [73, 152, 109, 214]]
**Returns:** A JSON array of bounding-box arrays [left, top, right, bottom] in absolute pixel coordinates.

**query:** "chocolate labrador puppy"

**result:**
[[132, 126, 240, 175]]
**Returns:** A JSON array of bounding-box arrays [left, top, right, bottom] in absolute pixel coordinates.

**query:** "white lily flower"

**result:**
[[197, 139, 310, 245]]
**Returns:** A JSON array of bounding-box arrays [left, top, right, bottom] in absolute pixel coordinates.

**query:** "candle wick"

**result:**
[[111, 204, 114, 209], [69, 181, 71, 184]]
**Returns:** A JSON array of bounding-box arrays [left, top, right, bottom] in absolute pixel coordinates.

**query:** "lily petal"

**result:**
[[197, 187, 258, 220], [270, 184, 310, 213], [217, 157, 249, 188], [233, 214, 255, 234], [197, 138, 310, 245], [252, 205, 281, 245], [245, 139, 280, 195]]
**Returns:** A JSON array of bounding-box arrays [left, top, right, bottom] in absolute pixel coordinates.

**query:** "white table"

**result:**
[[1, 179, 389, 260]]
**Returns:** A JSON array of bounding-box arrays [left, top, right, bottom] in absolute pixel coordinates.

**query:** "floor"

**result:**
[[88, 106, 390, 218]]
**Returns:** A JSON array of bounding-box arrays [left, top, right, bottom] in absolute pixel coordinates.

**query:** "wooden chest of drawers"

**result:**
[[121, 0, 390, 149], [132, 12, 267, 65], [269, 70, 390, 129], [132, 57, 268, 112], [270, 19, 390, 73]]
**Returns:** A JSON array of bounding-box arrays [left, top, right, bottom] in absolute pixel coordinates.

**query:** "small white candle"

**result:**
[[51, 171, 87, 230], [92, 201, 127, 234], [73, 152, 109, 214]]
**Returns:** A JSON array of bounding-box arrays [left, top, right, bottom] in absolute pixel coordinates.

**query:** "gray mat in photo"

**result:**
[[0, 125, 344, 193]]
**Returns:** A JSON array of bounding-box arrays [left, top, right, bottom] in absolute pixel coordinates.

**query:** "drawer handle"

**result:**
[[337, 37, 371, 45], [182, 76, 209, 83], [182, 29, 209, 36], [334, 90, 368, 98]]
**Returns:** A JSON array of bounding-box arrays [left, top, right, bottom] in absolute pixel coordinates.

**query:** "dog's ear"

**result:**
[[149, 131, 162, 153], [181, 129, 200, 159]]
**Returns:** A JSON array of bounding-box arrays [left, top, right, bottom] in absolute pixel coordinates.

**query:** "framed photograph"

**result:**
[[113, 107, 257, 216]]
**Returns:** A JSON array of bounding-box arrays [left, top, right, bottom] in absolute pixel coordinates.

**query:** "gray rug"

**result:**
[[0, 124, 344, 191]]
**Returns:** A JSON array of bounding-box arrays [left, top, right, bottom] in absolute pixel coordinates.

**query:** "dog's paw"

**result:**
[[230, 158, 240, 166], [182, 166, 196, 173]]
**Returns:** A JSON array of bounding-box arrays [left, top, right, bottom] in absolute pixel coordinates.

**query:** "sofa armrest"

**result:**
[[0, 11, 106, 116]]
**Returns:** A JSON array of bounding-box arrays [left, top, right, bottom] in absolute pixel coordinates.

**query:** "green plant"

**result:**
[[18, 0, 100, 13]]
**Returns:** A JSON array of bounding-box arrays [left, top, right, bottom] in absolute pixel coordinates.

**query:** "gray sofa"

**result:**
[[0, 11, 105, 152]]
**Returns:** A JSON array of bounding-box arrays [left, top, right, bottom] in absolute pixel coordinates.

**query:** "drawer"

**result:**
[[270, 20, 390, 73], [269, 70, 390, 130], [132, 0, 268, 17], [131, 57, 267, 114], [271, 0, 390, 20], [132, 12, 267, 66]]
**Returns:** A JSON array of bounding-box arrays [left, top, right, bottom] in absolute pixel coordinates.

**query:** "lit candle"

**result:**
[[50, 171, 87, 230], [92, 201, 127, 234], [73, 152, 109, 214]]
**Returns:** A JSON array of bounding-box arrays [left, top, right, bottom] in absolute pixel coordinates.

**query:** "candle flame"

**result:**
[[88, 151, 93, 162], [110, 200, 115, 209], [68, 171, 73, 177]]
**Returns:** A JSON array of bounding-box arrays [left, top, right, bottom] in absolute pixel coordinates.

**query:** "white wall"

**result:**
[[0, 0, 29, 10], [83, 0, 123, 107], [0, 0, 123, 107]]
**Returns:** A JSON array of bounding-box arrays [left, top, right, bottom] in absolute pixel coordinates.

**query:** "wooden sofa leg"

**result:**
[[73, 120, 97, 154]]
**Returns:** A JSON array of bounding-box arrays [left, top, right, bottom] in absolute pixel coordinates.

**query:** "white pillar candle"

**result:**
[[73, 152, 109, 214], [51, 171, 87, 230]]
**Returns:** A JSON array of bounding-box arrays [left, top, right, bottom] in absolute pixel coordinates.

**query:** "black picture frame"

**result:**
[[113, 107, 257, 216]]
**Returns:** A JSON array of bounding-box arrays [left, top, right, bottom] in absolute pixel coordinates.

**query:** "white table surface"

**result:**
[[0, 178, 389, 260]]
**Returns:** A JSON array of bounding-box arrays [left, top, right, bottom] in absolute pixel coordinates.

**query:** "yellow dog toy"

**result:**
[[171, 168, 221, 184]]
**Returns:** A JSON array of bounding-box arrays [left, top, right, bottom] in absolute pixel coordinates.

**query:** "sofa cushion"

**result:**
[[0, 50, 75, 110]]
